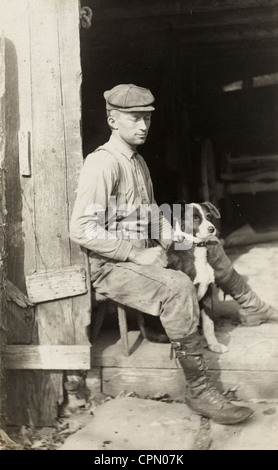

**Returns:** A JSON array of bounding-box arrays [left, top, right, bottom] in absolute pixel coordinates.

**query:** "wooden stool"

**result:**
[[92, 293, 147, 356]]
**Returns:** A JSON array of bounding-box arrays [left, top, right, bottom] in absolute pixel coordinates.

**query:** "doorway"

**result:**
[[79, 1, 278, 235]]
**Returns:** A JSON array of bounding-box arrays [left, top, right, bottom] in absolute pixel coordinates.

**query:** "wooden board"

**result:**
[[26, 266, 87, 303], [6, 301, 34, 345], [0, 0, 91, 426], [94, 327, 278, 371], [6, 370, 63, 427], [28, 0, 91, 346], [5, 345, 91, 370], [102, 367, 278, 402], [0, 33, 6, 428], [57, 0, 92, 343]]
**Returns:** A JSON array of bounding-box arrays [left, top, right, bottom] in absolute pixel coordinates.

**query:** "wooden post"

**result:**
[[0, 34, 6, 429]]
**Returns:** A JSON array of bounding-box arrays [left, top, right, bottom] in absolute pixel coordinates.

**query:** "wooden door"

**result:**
[[0, 0, 92, 426]]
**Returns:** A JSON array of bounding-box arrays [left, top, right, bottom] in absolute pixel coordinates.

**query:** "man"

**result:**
[[70, 84, 277, 425]]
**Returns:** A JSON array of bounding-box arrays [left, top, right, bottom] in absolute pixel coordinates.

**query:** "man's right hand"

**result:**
[[127, 246, 167, 268]]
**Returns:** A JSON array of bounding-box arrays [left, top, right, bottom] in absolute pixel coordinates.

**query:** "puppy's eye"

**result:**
[[206, 214, 212, 221], [193, 215, 201, 221]]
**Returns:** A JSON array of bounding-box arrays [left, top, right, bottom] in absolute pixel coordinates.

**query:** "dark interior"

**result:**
[[80, 1, 278, 235]]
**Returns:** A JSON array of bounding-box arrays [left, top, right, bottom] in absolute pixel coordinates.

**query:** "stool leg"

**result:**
[[135, 310, 147, 339], [117, 304, 129, 356]]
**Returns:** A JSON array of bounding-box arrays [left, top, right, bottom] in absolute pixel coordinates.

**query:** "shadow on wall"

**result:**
[[5, 38, 25, 292]]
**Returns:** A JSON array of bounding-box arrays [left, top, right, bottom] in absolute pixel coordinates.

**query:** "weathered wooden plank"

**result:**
[[26, 0, 84, 425], [6, 279, 33, 308], [57, 0, 91, 344], [26, 266, 87, 303], [0, 1, 41, 428], [6, 370, 63, 426], [94, 329, 278, 371], [29, 0, 70, 269], [5, 345, 91, 370], [6, 301, 34, 345], [0, 32, 6, 429], [102, 367, 278, 401]]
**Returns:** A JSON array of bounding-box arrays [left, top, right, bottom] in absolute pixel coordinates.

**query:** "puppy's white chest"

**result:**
[[193, 247, 215, 301]]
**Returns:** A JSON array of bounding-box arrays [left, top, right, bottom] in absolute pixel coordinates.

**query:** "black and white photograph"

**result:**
[[0, 0, 278, 452]]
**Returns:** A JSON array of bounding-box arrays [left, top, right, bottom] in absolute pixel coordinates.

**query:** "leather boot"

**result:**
[[171, 331, 253, 424], [217, 269, 278, 327]]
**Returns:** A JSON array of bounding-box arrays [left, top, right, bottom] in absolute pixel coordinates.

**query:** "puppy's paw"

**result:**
[[208, 342, 229, 354]]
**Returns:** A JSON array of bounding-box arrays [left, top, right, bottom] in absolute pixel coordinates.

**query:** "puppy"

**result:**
[[167, 201, 228, 354]]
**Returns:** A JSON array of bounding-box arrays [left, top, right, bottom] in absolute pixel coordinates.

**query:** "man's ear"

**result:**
[[203, 201, 221, 219], [107, 116, 118, 130]]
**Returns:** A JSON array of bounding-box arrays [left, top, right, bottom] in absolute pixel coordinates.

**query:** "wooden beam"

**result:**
[[5, 279, 34, 308], [26, 265, 87, 304], [102, 367, 278, 402], [5, 345, 91, 370]]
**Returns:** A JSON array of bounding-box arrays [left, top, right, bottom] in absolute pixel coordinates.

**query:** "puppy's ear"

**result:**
[[203, 201, 221, 219]]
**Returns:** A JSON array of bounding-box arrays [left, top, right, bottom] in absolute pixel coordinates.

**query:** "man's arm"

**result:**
[[70, 151, 168, 267], [70, 151, 133, 261]]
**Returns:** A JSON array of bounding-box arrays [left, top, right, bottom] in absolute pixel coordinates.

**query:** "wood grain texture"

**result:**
[[57, 0, 92, 343], [94, 328, 278, 372], [5, 345, 91, 370], [0, 33, 6, 428], [102, 368, 278, 402], [26, 266, 87, 303], [18, 130, 31, 176], [6, 279, 33, 308], [6, 301, 34, 345], [6, 370, 63, 426]]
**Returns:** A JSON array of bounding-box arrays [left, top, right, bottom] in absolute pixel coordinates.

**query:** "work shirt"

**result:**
[[70, 135, 173, 264]]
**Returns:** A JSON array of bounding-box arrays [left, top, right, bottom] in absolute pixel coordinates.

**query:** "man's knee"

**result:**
[[168, 269, 196, 296]]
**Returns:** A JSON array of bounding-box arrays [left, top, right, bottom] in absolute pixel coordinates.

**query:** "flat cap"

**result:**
[[104, 84, 155, 112]]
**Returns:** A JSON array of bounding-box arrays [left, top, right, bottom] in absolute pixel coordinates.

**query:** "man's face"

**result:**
[[112, 111, 152, 148]]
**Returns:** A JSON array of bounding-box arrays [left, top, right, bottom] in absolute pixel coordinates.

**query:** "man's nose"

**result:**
[[139, 119, 148, 130]]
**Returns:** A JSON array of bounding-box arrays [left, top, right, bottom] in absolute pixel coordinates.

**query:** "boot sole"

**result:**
[[211, 409, 254, 425], [186, 403, 254, 425]]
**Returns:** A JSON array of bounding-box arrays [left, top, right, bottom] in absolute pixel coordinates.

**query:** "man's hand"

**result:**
[[127, 246, 167, 268]]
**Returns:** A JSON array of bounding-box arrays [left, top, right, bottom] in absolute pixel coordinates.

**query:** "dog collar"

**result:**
[[193, 240, 219, 247]]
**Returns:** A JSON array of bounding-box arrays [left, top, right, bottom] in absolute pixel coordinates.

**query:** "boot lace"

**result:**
[[205, 384, 227, 407]]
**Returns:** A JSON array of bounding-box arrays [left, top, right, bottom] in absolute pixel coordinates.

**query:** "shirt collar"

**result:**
[[108, 135, 137, 160]]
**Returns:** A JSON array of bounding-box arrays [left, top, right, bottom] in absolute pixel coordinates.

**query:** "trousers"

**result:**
[[90, 239, 234, 340]]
